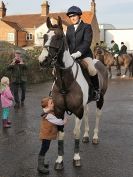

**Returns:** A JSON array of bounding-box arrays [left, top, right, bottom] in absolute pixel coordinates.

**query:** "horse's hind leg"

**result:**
[[82, 105, 90, 143], [108, 66, 112, 79], [92, 96, 104, 145], [54, 131, 64, 170], [73, 117, 82, 167]]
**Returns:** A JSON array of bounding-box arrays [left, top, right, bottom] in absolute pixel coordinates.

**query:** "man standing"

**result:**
[[66, 6, 100, 101], [119, 42, 127, 55], [7, 50, 27, 108]]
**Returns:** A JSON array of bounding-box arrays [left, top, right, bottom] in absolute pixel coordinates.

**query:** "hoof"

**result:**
[[121, 75, 126, 78], [54, 161, 64, 171], [82, 136, 89, 143], [73, 159, 81, 167], [92, 139, 99, 145]]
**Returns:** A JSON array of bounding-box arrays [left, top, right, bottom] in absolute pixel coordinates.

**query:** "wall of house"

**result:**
[[0, 20, 15, 45], [91, 15, 100, 49], [105, 29, 133, 52], [17, 31, 27, 47], [35, 23, 48, 46]]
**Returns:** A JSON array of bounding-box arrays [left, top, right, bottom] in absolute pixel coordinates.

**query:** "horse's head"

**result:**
[[38, 16, 65, 68]]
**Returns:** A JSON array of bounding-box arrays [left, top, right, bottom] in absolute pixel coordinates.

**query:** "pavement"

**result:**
[[0, 78, 133, 177]]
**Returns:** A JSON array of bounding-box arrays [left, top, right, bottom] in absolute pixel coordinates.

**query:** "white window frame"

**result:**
[[26, 33, 33, 40], [7, 33, 14, 42]]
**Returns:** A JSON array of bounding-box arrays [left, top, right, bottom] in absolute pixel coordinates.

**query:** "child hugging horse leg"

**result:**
[[37, 97, 67, 174]]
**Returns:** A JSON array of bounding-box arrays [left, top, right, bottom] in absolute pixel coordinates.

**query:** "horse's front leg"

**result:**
[[54, 131, 64, 170], [73, 117, 82, 167], [82, 105, 90, 143], [92, 107, 102, 145]]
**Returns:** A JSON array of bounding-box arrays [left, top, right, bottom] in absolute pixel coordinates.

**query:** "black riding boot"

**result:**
[[37, 155, 49, 174], [90, 74, 100, 101]]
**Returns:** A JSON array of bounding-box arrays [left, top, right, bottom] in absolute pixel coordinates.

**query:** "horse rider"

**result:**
[[119, 42, 127, 55], [110, 40, 119, 57], [110, 40, 119, 66], [66, 6, 100, 101], [100, 41, 107, 49]]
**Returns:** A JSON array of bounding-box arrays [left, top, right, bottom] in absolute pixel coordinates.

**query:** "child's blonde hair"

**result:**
[[41, 97, 52, 108], [1, 76, 10, 86]]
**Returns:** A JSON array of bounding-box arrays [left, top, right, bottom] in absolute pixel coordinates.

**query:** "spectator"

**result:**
[[0, 76, 14, 128], [7, 50, 27, 109]]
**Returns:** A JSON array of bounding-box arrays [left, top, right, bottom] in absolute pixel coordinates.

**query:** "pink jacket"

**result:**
[[0, 86, 14, 108]]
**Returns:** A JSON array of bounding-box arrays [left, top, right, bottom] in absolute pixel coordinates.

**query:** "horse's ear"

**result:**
[[46, 17, 52, 29], [57, 16, 63, 30]]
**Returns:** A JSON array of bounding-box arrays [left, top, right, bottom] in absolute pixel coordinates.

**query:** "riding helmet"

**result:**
[[66, 6, 82, 17]]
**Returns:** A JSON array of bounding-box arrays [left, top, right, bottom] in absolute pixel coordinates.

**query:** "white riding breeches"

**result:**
[[83, 57, 97, 76]]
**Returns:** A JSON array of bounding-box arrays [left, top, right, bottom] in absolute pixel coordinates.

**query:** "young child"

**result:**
[[0, 76, 14, 128], [37, 97, 67, 174]]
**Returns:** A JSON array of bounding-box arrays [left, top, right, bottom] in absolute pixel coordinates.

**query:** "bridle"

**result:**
[[44, 33, 79, 115]]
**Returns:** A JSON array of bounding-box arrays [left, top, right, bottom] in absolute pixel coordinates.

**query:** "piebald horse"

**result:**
[[94, 46, 133, 78], [38, 17, 108, 170]]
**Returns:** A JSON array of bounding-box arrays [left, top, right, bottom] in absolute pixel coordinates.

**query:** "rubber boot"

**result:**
[[37, 155, 49, 174], [90, 74, 100, 101]]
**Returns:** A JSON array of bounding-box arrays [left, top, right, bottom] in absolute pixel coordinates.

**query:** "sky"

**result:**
[[3, 0, 133, 28]]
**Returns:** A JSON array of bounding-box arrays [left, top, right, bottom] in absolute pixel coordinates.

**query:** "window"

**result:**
[[7, 33, 14, 41], [26, 33, 33, 40]]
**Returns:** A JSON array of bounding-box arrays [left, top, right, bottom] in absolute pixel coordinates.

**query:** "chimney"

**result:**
[[41, 0, 49, 16], [0, 1, 6, 19], [91, 0, 96, 14]]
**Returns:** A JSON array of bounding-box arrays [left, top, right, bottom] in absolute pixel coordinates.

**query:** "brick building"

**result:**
[[0, 0, 100, 47]]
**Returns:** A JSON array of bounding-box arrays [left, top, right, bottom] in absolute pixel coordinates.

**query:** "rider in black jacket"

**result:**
[[66, 6, 99, 101], [119, 42, 127, 55]]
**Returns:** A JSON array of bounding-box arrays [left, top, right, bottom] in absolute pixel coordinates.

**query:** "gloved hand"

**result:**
[[71, 51, 82, 59]]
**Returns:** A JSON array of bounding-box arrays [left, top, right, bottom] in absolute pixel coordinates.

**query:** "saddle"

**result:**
[[77, 59, 100, 103]]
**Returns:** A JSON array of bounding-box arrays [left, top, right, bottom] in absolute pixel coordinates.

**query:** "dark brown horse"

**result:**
[[38, 17, 108, 170], [94, 46, 133, 78]]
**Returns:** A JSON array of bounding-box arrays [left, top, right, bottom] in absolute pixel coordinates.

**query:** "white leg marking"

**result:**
[[83, 105, 90, 138], [93, 108, 102, 140], [74, 153, 80, 160], [73, 117, 82, 139]]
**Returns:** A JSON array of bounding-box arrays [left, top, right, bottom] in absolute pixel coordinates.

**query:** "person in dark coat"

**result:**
[[66, 6, 100, 101], [7, 50, 27, 108], [119, 42, 127, 55], [110, 40, 119, 57]]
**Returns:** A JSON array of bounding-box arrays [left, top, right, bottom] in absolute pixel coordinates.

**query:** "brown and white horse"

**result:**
[[38, 17, 108, 170], [94, 46, 133, 78]]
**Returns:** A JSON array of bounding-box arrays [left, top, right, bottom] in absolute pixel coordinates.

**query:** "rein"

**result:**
[[46, 37, 79, 115]]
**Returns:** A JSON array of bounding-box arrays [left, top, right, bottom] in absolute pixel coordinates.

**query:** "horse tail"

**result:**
[[129, 53, 133, 77]]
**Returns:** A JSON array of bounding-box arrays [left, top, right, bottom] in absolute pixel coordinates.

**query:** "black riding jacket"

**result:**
[[66, 20, 93, 59]]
